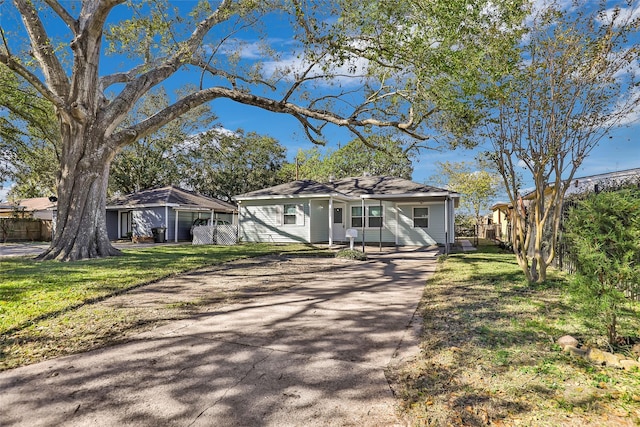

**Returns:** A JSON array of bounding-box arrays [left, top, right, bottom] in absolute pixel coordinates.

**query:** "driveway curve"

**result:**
[[0, 248, 439, 426]]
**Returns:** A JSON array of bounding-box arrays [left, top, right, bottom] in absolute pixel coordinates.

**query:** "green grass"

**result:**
[[390, 240, 640, 426], [0, 243, 328, 336]]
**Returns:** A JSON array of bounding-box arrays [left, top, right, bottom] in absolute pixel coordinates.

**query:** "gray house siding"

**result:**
[[309, 200, 329, 243], [345, 201, 395, 243], [106, 211, 119, 240], [131, 207, 165, 237], [240, 200, 310, 243], [396, 203, 446, 246]]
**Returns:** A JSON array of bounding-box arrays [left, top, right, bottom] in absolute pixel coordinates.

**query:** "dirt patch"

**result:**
[[1, 255, 347, 371]]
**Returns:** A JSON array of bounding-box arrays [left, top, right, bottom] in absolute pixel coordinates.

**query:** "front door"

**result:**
[[120, 211, 132, 238], [332, 204, 346, 241]]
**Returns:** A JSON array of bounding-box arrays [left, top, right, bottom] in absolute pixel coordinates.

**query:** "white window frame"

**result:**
[[413, 207, 429, 228], [351, 205, 384, 228], [351, 206, 363, 228], [367, 205, 383, 228], [277, 203, 305, 227]]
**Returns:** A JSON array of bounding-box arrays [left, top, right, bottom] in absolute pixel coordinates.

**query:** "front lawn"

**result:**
[[0, 243, 329, 370], [391, 242, 640, 426]]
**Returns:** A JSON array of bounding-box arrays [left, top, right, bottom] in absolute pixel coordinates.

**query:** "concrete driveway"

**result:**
[[0, 248, 439, 426]]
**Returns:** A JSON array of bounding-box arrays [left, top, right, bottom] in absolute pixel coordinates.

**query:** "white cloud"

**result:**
[[597, 4, 640, 27]]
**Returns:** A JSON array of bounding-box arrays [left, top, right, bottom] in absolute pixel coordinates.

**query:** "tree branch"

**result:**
[[109, 86, 429, 148], [100, 0, 236, 133], [13, 0, 70, 97], [0, 51, 65, 107], [42, 0, 78, 34]]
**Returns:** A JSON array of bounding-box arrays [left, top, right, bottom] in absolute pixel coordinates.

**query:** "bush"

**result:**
[[335, 249, 367, 261], [564, 188, 640, 345]]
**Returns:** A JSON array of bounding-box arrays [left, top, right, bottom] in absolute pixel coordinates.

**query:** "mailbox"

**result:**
[[345, 228, 358, 249]]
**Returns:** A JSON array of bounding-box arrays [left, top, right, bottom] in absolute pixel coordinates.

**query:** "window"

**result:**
[[351, 205, 384, 228], [283, 204, 297, 225], [351, 206, 363, 228], [413, 207, 429, 228], [368, 205, 383, 228]]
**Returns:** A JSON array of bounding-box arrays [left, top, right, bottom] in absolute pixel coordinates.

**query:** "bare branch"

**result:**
[[13, 0, 69, 97], [42, 0, 78, 34], [109, 86, 429, 148]]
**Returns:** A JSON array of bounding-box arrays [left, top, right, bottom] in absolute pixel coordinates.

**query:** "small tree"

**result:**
[[483, 3, 640, 283], [564, 188, 640, 346], [431, 160, 502, 230]]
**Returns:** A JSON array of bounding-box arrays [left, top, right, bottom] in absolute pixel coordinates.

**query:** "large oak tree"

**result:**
[[0, 0, 523, 260]]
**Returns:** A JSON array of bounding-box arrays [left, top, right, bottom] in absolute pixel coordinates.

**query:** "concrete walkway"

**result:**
[[0, 248, 439, 426], [459, 239, 477, 251]]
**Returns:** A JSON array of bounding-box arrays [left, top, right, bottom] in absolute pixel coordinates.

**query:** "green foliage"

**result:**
[[282, 136, 414, 182], [0, 65, 59, 198], [185, 129, 287, 202], [564, 189, 640, 345], [109, 88, 216, 195], [431, 160, 501, 220], [335, 249, 367, 261]]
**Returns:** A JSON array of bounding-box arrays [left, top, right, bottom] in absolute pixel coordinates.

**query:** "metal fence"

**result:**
[[192, 225, 238, 245]]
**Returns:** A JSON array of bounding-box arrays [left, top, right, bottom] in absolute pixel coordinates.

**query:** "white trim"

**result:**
[[360, 192, 458, 200], [174, 209, 179, 243], [328, 197, 333, 247], [235, 193, 351, 202]]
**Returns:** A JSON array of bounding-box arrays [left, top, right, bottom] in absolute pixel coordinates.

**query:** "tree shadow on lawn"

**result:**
[[390, 252, 610, 425]]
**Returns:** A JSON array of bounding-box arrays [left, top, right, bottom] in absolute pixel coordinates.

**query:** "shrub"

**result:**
[[564, 188, 640, 345], [335, 249, 367, 261]]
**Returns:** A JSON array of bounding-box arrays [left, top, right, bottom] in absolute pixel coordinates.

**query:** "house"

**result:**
[[106, 186, 237, 242], [234, 176, 459, 249], [0, 197, 56, 220], [489, 202, 511, 242]]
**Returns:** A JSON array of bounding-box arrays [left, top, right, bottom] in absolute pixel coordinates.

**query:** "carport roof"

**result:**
[[107, 186, 236, 212]]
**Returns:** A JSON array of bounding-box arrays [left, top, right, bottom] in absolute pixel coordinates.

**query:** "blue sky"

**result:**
[[1, 1, 639, 203]]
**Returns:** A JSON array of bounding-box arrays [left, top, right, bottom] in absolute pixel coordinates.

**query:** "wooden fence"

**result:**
[[0, 218, 53, 242]]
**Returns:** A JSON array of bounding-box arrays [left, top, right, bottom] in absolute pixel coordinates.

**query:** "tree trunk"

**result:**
[[37, 124, 120, 261]]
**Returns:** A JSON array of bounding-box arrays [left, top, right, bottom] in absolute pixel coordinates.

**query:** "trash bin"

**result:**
[[152, 227, 166, 243]]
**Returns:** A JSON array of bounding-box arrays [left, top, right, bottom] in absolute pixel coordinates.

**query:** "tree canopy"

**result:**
[[283, 136, 414, 181], [431, 160, 502, 221]]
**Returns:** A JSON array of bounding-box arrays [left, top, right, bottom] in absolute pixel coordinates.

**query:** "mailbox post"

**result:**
[[345, 228, 358, 250]]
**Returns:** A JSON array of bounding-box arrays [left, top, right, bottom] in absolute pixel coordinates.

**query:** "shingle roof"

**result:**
[[108, 186, 236, 212], [234, 176, 455, 200]]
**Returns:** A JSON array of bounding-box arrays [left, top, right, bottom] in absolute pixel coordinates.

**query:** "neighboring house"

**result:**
[[489, 202, 511, 242], [0, 197, 56, 220], [234, 176, 459, 249], [106, 186, 237, 242]]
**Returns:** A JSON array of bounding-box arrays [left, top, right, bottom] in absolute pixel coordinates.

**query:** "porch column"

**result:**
[[117, 211, 121, 239], [174, 210, 179, 243], [444, 198, 449, 254], [328, 197, 333, 247], [395, 204, 399, 246], [361, 198, 365, 252], [164, 206, 169, 233]]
